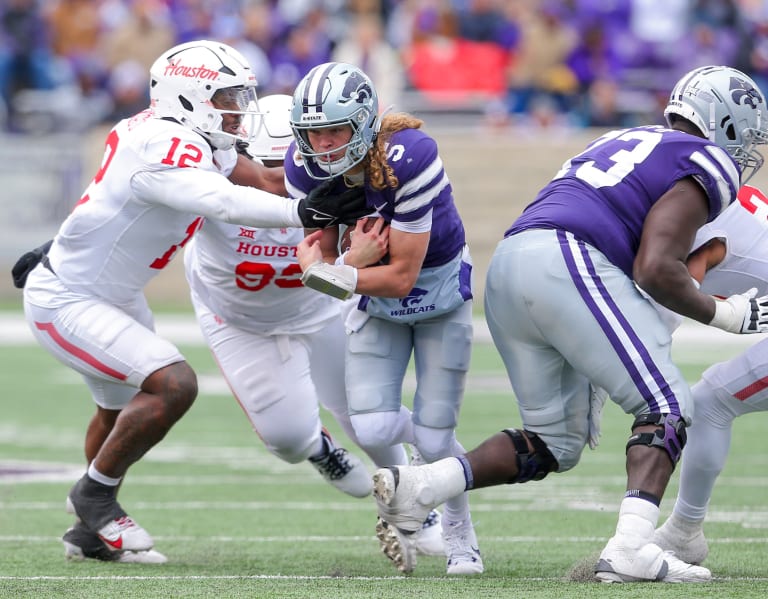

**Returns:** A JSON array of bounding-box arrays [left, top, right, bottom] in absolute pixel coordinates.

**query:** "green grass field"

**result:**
[[1, 313, 767, 598]]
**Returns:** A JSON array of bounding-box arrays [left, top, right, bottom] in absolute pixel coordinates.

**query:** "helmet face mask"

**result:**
[[664, 65, 768, 183], [149, 40, 259, 150], [289, 62, 379, 180]]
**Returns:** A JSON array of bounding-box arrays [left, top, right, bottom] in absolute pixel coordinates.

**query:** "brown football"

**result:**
[[339, 217, 378, 253]]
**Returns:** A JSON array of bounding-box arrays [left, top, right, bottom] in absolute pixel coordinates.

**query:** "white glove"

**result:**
[[709, 288, 768, 334], [588, 385, 609, 450]]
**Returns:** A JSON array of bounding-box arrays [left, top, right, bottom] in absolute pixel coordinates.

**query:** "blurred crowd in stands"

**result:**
[[1, 0, 767, 134]]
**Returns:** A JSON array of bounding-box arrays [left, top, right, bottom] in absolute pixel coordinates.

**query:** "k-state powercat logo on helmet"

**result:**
[[731, 76, 763, 109], [164, 59, 220, 80], [340, 72, 373, 106]]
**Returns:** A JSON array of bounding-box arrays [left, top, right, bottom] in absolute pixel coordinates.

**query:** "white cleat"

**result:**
[[412, 509, 445, 557], [309, 430, 372, 498], [653, 512, 709, 565], [63, 521, 167, 564], [406, 447, 446, 556], [443, 518, 483, 575], [94, 515, 155, 553], [66, 480, 154, 553], [372, 466, 438, 533], [375, 517, 417, 574], [595, 540, 711, 583]]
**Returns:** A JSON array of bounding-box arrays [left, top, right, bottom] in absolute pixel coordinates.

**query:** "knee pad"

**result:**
[[503, 428, 558, 483], [350, 411, 405, 450], [412, 425, 455, 463], [626, 413, 687, 464]]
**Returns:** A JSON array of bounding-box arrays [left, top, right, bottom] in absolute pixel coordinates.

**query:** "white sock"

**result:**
[[88, 462, 122, 486]]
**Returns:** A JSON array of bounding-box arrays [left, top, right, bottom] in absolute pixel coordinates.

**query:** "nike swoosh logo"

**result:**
[[374, 203, 386, 212], [100, 535, 124, 550]]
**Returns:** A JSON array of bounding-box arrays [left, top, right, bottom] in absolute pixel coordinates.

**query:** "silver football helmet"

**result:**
[[149, 40, 258, 150], [244, 94, 293, 163], [289, 62, 379, 180], [665, 65, 768, 183]]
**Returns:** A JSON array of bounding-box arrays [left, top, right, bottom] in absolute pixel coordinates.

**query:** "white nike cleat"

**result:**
[[66, 475, 154, 552], [373, 464, 465, 533], [375, 517, 417, 574], [653, 512, 709, 565], [63, 521, 167, 564], [443, 518, 483, 575], [308, 429, 372, 498], [96, 515, 155, 552], [595, 539, 711, 583]]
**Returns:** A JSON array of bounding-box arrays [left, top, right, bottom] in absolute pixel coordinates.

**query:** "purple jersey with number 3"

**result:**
[[507, 126, 741, 277], [285, 127, 465, 268]]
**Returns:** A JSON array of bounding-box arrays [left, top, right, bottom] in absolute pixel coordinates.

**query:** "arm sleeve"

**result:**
[[131, 167, 302, 228]]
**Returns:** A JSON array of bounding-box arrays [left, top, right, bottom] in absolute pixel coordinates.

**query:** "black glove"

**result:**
[[297, 178, 370, 228], [11, 239, 53, 289]]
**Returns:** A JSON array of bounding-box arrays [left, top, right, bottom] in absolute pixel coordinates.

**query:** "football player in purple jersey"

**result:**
[[290, 62, 481, 575], [370, 65, 768, 583]]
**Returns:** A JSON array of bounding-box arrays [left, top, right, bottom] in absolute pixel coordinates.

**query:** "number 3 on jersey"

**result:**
[[553, 128, 662, 188]]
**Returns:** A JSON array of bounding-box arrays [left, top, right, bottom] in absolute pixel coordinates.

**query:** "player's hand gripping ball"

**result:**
[[339, 216, 379, 253]]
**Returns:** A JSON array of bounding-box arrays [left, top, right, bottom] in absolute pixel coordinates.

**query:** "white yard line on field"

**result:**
[[0, 312, 763, 349]]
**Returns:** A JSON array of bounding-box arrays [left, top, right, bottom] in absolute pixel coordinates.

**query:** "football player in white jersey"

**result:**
[[183, 93, 379, 499], [184, 93, 446, 555], [19, 41, 370, 564], [652, 184, 768, 565]]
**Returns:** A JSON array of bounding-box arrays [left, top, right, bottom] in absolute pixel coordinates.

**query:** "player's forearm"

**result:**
[[133, 169, 301, 228], [354, 264, 418, 298]]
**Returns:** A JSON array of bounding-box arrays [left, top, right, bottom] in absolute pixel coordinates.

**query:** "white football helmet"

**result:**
[[244, 94, 293, 163], [149, 40, 258, 150], [665, 65, 768, 183], [290, 62, 379, 180]]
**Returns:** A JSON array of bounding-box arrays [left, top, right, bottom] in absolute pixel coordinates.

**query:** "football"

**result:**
[[339, 216, 378, 253]]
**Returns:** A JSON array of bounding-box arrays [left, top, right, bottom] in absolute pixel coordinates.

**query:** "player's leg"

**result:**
[[542, 235, 708, 583], [193, 299, 370, 497], [309, 316, 408, 467], [407, 301, 481, 574], [373, 231, 709, 582], [347, 316, 426, 572], [24, 289, 194, 554], [654, 338, 768, 563]]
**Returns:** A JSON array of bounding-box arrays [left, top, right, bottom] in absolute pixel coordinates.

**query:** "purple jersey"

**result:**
[[285, 128, 466, 268], [507, 126, 741, 277]]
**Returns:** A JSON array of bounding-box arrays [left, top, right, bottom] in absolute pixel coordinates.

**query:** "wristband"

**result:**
[[301, 261, 358, 300]]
